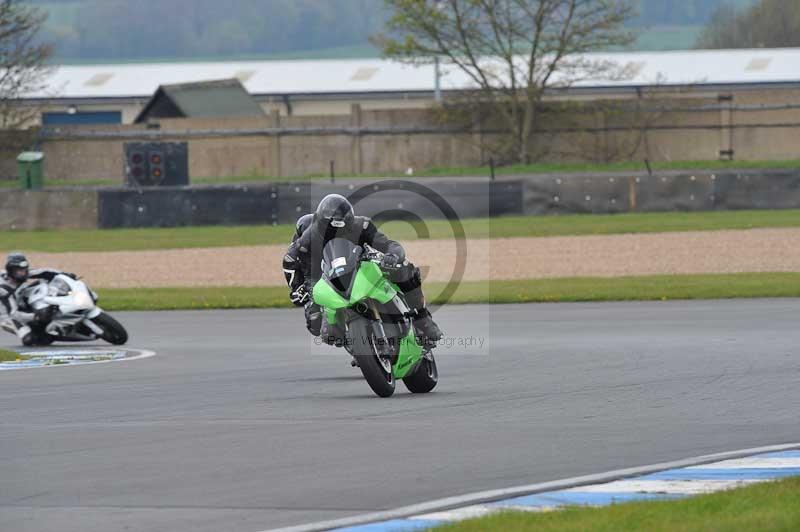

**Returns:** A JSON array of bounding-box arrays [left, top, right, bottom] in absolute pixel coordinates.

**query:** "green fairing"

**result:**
[[312, 261, 396, 310], [392, 328, 423, 379], [312, 278, 347, 309], [312, 260, 421, 378], [352, 261, 397, 305]]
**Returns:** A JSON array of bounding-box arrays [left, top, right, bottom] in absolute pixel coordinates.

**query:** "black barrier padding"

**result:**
[[636, 174, 714, 212], [524, 176, 630, 215], [98, 181, 507, 228], [490, 181, 524, 217], [276, 181, 514, 223], [711, 172, 800, 210], [274, 182, 322, 224], [343, 182, 484, 220], [98, 186, 278, 228], [95, 171, 800, 229]]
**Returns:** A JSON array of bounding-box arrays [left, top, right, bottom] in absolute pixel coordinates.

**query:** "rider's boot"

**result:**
[[16, 324, 34, 347], [404, 288, 443, 342]]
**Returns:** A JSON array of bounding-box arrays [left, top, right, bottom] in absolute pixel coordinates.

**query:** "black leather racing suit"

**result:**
[[283, 216, 427, 337]]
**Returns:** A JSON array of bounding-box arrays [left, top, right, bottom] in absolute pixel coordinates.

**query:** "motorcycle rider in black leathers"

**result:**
[[0, 252, 76, 346], [283, 194, 443, 344]]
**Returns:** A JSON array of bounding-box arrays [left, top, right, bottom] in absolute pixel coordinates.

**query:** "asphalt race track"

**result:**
[[1, 300, 799, 532]]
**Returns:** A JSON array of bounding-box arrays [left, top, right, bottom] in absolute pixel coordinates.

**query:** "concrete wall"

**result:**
[[0, 189, 98, 230], [18, 86, 800, 183]]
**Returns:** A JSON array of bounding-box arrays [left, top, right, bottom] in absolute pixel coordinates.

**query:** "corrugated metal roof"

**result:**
[[134, 78, 266, 123], [30, 48, 800, 100]]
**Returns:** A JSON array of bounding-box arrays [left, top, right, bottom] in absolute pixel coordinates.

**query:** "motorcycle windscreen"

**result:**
[[321, 238, 362, 296], [48, 278, 71, 297]]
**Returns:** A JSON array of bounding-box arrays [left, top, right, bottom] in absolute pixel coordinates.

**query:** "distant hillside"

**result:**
[[630, 0, 755, 26], [25, 0, 757, 63]]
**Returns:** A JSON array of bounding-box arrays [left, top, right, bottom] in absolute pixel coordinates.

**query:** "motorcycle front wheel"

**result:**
[[93, 313, 129, 345], [352, 332, 396, 398]]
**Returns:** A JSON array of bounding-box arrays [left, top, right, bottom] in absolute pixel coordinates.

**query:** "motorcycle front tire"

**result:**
[[349, 319, 395, 398], [93, 313, 129, 345]]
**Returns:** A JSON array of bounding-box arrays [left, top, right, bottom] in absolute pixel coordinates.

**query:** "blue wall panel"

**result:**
[[42, 111, 122, 125]]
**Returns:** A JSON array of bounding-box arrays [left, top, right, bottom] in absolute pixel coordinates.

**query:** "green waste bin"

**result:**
[[17, 151, 45, 190]]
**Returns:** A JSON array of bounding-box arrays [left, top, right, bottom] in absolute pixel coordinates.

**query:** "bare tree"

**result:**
[[558, 75, 672, 164], [378, 0, 635, 164], [0, 0, 52, 129]]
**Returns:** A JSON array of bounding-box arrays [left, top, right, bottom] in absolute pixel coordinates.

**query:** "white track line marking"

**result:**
[[563, 478, 761, 495], [411, 504, 545, 522], [409, 505, 498, 521], [0, 349, 156, 371], [263, 443, 800, 532], [686, 457, 800, 469]]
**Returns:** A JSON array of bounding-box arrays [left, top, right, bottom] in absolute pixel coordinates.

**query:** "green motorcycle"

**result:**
[[312, 238, 439, 398]]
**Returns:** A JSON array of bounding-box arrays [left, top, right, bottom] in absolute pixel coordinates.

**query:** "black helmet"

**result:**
[[314, 194, 354, 234], [294, 213, 314, 240], [5, 252, 30, 283]]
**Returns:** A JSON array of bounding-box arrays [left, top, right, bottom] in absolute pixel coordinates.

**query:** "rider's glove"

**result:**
[[290, 286, 309, 306], [381, 253, 400, 269]]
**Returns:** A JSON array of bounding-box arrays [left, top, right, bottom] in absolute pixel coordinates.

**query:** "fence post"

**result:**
[[718, 93, 734, 161], [330, 160, 335, 183], [270, 109, 282, 178], [350, 103, 363, 175]]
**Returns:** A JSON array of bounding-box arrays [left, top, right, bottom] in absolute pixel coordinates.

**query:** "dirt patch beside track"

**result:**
[[20, 228, 800, 288]]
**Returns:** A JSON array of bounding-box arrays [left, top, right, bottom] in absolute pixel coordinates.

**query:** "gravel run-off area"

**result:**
[[14, 228, 800, 289]]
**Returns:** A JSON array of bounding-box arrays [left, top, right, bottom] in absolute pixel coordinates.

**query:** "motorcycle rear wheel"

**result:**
[[93, 313, 128, 345], [402, 352, 438, 393]]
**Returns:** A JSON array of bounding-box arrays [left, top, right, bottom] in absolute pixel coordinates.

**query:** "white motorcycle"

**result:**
[[3, 274, 128, 346]]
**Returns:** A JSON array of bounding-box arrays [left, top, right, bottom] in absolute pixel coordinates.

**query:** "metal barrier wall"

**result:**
[[96, 181, 522, 228], [521, 169, 800, 215], [0, 170, 795, 230], [98, 186, 280, 228]]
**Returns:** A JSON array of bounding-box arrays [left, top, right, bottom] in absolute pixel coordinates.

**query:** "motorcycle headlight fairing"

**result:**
[[72, 291, 94, 309], [48, 278, 71, 297]]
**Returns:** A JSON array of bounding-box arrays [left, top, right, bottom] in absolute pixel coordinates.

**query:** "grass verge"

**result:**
[[0, 178, 117, 188], [2, 209, 800, 253], [411, 158, 800, 178], [435, 476, 800, 532], [95, 273, 800, 311], [145, 159, 800, 183], [0, 349, 29, 362]]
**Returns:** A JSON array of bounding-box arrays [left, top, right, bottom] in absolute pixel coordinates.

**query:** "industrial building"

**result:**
[[21, 47, 800, 126]]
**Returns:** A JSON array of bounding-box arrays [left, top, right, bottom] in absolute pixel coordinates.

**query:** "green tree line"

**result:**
[[28, 0, 386, 60], [24, 0, 757, 61], [630, 0, 753, 26], [697, 0, 800, 48]]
